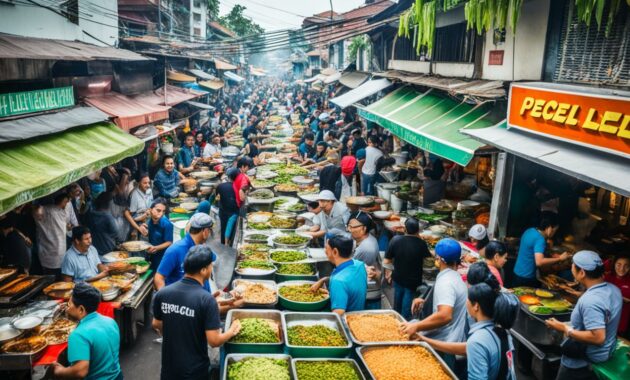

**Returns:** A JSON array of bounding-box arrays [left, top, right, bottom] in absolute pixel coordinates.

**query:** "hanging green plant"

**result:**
[[576, 0, 624, 37]]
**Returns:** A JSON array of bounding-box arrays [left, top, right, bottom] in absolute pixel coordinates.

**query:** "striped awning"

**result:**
[[357, 86, 498, 166]]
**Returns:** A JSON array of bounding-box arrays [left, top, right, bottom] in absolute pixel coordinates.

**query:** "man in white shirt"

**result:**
[[35, 191, 76, 279], [361, 135, 383, 196], [202, 134, 222, 158], [305, 191, 350, 240]]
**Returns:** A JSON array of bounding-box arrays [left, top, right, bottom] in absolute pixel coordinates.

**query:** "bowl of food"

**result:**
[[372, 210, 393, 220], [269, 217, 297, 229], [243, 232, 272, 244], [275, 263, 318, 282], [275, 183, 300, 195], [235, 260, 277, 279], [190, 171, 218, 180], [277, 281, 329, 312], [270, 250, 308, 264], [272, 233, 311, 249], [223, 354, 292, 380], [232, 280, 277, 308], [251, 179, 276, 189], [225, 310, 284, 353], [282, 312, 352, 358], [292, 358, 365, 380], [101, 286, 120, 301]]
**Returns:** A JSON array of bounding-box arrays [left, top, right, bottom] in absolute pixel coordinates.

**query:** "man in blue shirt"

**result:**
[[61, 226, 108, 282], [298, 133, 316, 162], [546, 251, 622, 380], [154, 213, 214, 292], [176, 133, 198, 174], [311, 235, 367, 314], [145, 199, 173, 272], [513, 212, 571, 287], [52, 282, 122, 380]]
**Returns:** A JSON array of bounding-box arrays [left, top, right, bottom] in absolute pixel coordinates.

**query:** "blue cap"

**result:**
[[573, 250, 602, 271], [435, 238, 462, 262]]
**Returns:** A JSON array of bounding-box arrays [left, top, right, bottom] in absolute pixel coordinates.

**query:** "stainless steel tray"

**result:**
[[231, 279, 278, 308], [222, 353, 294, 380], [282, 312, 352, 357], [291, 358, 366, 380], [356, 342, 458, 380], [342, 309, 409, 346], [224, 309, 284, 352]]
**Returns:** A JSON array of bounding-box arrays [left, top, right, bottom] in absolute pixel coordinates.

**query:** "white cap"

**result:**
[[317, 190, 337, 201], [468, 224, 487, 240], [319, 112, 330, 122]]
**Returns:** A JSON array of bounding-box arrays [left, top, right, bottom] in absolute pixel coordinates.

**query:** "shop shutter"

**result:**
[[554, 1, 630, 88]]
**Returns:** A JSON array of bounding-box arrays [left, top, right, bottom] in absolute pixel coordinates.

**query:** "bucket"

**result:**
[[390, 193, 404, 213], [171, 218, 190, 242], [376, 184, 393, 203], [390, 152, 408, 166]]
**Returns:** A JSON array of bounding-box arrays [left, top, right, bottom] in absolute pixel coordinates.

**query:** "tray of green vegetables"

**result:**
[[277, 281, 329, 312], [225, 310, 283, 354], [292, 359, 365, 380], [282, 312, 351, 358], [236, 260, 277, 279], [270, 250, 308, 263], [275, 263, 317, 282], [224, 354, 293, 380]]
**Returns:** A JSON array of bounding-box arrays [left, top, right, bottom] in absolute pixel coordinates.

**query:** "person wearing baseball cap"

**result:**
[[464, 224, 490, 257], [304, 190, 350, 242], [546, 250, 622, 380], [154, 212, 215, 292], [400, 238, 468, 370]]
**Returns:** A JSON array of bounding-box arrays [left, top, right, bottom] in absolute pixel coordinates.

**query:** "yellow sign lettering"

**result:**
[[566, 105, 580, 126], [599, 111, 621, 134], [583, 108, 599, 130], [542, 100, 558, 121], [552, 103, 571, 123], [519, 97, 535, 115], [530, 99, 545, 118], [617, 115, 630, 139]]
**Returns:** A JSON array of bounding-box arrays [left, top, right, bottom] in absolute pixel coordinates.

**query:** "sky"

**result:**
[[219, 0, 368, 31]]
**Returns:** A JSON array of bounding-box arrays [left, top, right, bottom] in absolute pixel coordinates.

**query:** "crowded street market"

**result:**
[[0, 1, 629, 380]]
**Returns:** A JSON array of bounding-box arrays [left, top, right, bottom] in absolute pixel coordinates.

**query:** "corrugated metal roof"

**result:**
[[373, 71, 506, 99], [0, 106, 110, 143], [339, 72, 370, 89], [85, 93, 169, 130], [0, 33, 151, 61], [134, 85, 206, 107]]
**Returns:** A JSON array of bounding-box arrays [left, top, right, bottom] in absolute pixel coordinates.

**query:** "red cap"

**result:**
[[340, 156, 356, 176]]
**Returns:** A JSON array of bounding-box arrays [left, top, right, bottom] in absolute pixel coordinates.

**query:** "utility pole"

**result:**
[[158, 0, 161, 39]]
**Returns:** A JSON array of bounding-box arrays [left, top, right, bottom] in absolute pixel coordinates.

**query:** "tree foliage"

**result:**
[[348, 35, 370, 62], [207, 0, 220, 20], [220, 5, 265, 37]]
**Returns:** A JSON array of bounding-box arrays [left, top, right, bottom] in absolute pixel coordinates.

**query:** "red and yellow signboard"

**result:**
[[508, 83, 630, 158]]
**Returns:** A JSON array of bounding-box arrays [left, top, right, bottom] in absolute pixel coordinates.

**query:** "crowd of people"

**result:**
[[0, 77, 627, 380]]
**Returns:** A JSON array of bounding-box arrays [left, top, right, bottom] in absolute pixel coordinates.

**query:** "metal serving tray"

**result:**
[[511, 303, 569, 346], [342, 309, 408, 346], [231, 279, 278, 308], [356, 342, 458, 380], [282, 312, 352, 358], [276, 281, 329, 312], [291, 358, 365, 380], [222, 353, 294, 380], [224, 309, 284, 354]]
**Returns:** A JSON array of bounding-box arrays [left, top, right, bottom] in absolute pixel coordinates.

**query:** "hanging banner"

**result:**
[[508, 82, 630, 158], [0, 87, 75, 118]]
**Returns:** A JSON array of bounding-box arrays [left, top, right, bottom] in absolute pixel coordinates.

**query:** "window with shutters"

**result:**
[[432, 22, 476, 63], [554, 1, 629, 88]]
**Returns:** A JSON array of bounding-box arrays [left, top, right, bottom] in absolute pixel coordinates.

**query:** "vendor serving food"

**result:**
[[310, 235, 367, 315], [61, 226, 108, 283], [545, 251, 622, 380], [303, 190, 350, 241], [513, 212, 572, 288]]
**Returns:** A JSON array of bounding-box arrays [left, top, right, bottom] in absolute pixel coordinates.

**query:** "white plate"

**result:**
[[12, 316, 43, 330], [429, 225, 448, 234], [292, 176, 315, 185], [372, 211, 393, 219]]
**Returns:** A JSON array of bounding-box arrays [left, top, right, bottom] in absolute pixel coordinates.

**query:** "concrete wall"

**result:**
[[190, 0, 207, 40], [481, 0, 550, 81], [0, 0, 119, 46]]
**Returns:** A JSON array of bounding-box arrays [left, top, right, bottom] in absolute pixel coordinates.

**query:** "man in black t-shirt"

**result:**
[[383, 218, 430, 320], [216, 168, 240, 245], [153, 245, 241, 380]]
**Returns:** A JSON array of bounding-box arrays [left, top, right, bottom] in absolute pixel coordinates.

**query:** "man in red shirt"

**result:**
[[233, 157, 253, 208]]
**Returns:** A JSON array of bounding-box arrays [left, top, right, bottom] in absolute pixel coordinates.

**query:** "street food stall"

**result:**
[[463, 82, 630, 379]]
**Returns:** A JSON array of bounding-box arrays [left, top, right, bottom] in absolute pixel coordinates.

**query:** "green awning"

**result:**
[[357, 87, 496, 165], [0, 122, 144, 214]]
